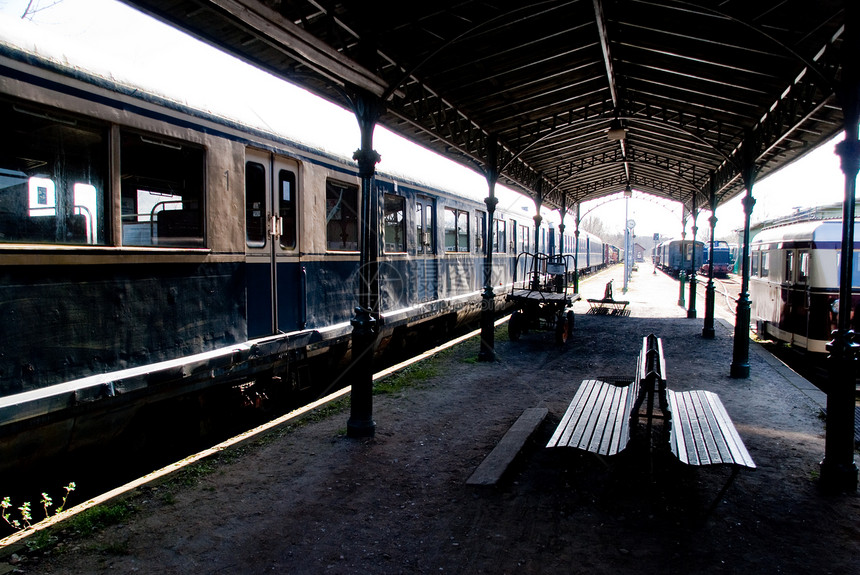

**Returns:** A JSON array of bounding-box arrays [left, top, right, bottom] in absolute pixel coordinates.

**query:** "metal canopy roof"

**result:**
[[118, 0, 849, 213]]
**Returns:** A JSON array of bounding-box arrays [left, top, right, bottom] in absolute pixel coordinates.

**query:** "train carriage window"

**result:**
[[325, 180, 358, 251], [444, 207, 470, 252], [416, 197, 434, 254], [760, 252, 770, 277], [519, 224, 529, 253], [121, 131, 204, 247], [416, 203, 424, 254], [474, 211, 485, 253], [279, 170, 297, 249], [444, 208, 456, 252], [491, 218, 498, 253], [492, 218, 506, 253], [245, 162, 266, 247], [785, 251, 794, 283], [853, 252, 860, 288], [1, 100, 107, 245], [751, 251, 760, 276], [383, 193, 406, 253], [797, 251, 809, 284], [460, 212, 470, 252]]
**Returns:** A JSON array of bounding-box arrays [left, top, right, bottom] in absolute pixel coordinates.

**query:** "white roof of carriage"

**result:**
[[753, 220, 859, 245]]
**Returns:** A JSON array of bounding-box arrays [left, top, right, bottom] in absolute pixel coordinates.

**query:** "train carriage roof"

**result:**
[[109, 2, 851, 215], [753, 219, 858, 245]]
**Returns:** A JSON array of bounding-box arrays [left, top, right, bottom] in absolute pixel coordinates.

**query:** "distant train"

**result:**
[[654, 239, 705, 275], [727, 242, 740, 272], [605, 244, 621, 264], [750, 220, 860, 354], [700, 240, 732, 276], [0, 35, 608, 470]]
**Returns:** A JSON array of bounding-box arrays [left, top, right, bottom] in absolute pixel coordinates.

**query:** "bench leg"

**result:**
[[703, 466, 740, 520]]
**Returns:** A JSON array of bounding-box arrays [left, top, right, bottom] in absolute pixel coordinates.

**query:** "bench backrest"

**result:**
[[630, 334, 669, 430], [637, 334, 666, 386]]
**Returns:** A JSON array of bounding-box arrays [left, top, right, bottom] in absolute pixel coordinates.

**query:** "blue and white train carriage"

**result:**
[[0, 33, 607, 471]]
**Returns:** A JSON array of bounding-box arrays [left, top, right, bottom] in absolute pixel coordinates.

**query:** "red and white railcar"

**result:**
[[750, 220, 860, 353]]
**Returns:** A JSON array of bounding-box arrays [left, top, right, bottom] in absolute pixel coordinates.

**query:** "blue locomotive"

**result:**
[[700, 240, 732, 276]]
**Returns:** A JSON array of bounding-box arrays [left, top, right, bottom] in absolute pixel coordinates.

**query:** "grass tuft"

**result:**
[[67, 501, 136, 537], [373, 362, 437, 395]]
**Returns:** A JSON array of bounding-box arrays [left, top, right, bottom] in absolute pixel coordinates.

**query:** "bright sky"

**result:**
[[0, 0, 851, 241]]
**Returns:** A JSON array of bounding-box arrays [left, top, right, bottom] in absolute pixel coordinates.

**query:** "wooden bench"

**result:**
[[586, 280, 630, 315], [545, 337, 657, 455], [548, 334, 756, 474]]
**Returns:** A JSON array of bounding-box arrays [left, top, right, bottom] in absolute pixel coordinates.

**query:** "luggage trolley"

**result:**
[[506, 252, 581, 344]]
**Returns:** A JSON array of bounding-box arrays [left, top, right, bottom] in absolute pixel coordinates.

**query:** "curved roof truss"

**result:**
[[118, 0, 850, 213]]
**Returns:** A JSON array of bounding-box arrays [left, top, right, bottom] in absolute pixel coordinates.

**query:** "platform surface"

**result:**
[[10, 264, 857, 575]]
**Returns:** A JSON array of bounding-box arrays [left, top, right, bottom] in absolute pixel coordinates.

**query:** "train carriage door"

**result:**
[[792, 249, 811, 347], [415, 195, 438, 303], [244, 149, 301, 338]]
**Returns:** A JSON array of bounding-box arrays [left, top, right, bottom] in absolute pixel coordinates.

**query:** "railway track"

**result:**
[[691, 274, 860, 397], [691, 273, 739, 320]]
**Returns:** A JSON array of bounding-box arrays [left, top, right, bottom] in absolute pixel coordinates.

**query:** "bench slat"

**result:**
[[547, 380, 600, 448], [692, 390, 735, 464], [689, 391, 717, 465], [547, 379, 637, 456], [605, 385, 632, 455], [590, 384, 625, 454], [574, 382, 614, 451], [705, 391, 756, 469], [668, 389, 698, 464], [668, 389, 755, 469]]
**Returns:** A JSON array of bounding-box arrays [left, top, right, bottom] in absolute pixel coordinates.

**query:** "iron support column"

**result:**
[[347, 91, 381, 439], [574, 204, 580, 293], [678, 213, 686, 306], [820, 133, 860, 492], [703, 178, 718, 338], [623, 193, 630, 293], [730, 157, 757, 378], [531, 189, 543, 291], [558, 198, 566, 291], [688, 205, 698, 319], [478, 140, 500, 362], [820, 1, 860, 490], [531, 213, 543, 290]]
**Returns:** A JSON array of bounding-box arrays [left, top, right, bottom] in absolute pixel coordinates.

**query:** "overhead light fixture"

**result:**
[[607, 118, 627, 141], [623, 184, 632, 198]]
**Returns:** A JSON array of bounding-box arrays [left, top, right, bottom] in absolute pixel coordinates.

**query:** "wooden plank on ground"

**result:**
[[467, 407, 548, 486]]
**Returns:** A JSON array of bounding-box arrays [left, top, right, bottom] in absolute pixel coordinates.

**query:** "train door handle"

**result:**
[[270, 215, 283, 239], [299, 265, 308, 329]]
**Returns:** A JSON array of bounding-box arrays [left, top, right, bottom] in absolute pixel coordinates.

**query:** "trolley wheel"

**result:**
[[509, 310, 523, 341], [555, 313, 571, 345], [566, 309, 575, 332]]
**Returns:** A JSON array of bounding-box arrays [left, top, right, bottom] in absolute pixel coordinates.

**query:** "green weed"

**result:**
[[67, 501, 136, 537], [374, 363, 437, 395], [24, 530, 59, 553], [2, 482, 76, 532]]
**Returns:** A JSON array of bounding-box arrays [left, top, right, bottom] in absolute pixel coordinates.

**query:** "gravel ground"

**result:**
[[3, 265, 858, 574]]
